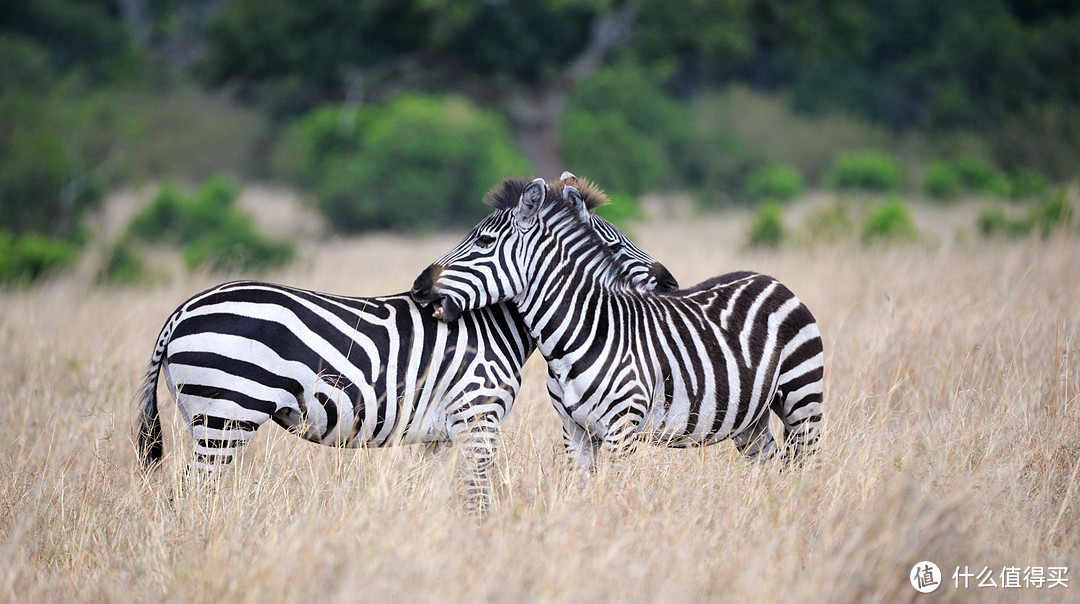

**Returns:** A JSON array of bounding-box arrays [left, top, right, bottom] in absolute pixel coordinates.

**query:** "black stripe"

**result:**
[[172, 312, 362, 407], [779, 366, 824, 395], [314, 391, 339, 440], [198, 437, 245, 449], [194, 451, 234, 465], [178, 383, 277, 415], [191, 414, 261, 432], [169, 351, 304, 397]]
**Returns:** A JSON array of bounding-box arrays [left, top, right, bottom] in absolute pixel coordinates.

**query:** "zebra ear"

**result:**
[[564, 185, 588, 217], [515, 178, 546, 229], [559, 171, 576, 182]]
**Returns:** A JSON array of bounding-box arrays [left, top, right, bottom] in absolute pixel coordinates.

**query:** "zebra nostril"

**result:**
[[410, 266, 443, 304]]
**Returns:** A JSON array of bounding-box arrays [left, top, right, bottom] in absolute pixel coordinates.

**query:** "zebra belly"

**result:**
[[639, 377, 774, 448]]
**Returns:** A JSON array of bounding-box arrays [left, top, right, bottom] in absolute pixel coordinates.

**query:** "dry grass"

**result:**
[[2, 204, 1078, 602]]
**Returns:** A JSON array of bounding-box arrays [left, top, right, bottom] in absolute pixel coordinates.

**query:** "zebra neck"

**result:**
[[513, 252, 628, 364]]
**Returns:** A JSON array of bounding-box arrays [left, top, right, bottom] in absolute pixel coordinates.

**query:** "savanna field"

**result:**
[[2, 193, 1078, 602]]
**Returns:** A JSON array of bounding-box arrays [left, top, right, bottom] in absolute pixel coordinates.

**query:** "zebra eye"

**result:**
[[475, 234, 496, 248], [608, 242, 622, 252]]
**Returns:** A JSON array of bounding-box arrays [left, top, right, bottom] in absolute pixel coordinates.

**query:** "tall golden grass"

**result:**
[[1, 206, 1077, 602]]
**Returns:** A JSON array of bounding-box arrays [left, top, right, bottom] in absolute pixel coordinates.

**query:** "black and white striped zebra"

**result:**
[[134, 174, 677, 512], [411, 177, 823, 473]]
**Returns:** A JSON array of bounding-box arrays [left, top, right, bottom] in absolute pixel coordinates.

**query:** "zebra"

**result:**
[[410, 177, 823, 474], [134, 174, 677, 513]]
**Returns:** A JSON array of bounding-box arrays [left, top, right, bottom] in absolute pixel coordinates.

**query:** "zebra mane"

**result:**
[[483, 177, 611, 211], [483, 175, 628, 286], [545, 182, 638, 289]]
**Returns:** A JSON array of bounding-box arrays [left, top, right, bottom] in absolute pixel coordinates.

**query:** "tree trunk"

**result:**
[[508, 1, 639, 178], [510, 86, 569, 179], [115, 0, 150, 48]]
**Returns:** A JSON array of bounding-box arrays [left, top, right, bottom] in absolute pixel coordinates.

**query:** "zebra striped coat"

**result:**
[[411, 177, 823, 471], [135, 184, 676, 512]]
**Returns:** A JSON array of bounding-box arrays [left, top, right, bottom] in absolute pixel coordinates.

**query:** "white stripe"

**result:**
[[740, 282, 778, 366]]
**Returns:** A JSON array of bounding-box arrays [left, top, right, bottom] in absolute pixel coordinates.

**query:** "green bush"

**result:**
[[0, 231, 78, 285], [275, 105, 364, 186], [282, 95, 529, 232], [924, 157, 1012, 200], [978, 208, 1031, 238], [692, 87, 894, 191], [126, 177, 294, 273], [742, 163, 804, 203], [923, 161, 962, 200], [182, 229, 295, 273], [826, 151, 903, 193], [747, 203, 785, 248], [862, 197, 917, 243], [97, 237, 147, 284], [1007, 168, 1049, 200], [128, 178, 239, 245], [952, 157, 1009, 196], [2, 77, 267, 240], [1029, 191, 1074, 237], [977, 192, 1072, 239]]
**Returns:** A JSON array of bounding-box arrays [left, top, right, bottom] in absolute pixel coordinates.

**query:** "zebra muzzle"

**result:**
[[433, 306, 444, 319]]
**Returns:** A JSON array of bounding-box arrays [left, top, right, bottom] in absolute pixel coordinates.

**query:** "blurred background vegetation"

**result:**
[[2, 0, 1079, 283]]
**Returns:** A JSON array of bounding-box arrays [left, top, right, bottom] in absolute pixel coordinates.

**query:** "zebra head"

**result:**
[[411, 174, 677, 321]]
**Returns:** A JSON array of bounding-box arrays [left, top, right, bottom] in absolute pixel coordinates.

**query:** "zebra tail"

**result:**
[[135, 317, 174, 470]]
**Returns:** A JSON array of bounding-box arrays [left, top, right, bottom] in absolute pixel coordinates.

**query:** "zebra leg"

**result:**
[[561, 420, 601, 477], [772, 329, 825, 462], [598, 399, 646, 463], [448, 411, 500, 515], [772, 377, 824, 463], [421, 440, 449, 457], [731, 409, 777, 462], [776, 395, 822, 463], [185, 412, 268, 486]]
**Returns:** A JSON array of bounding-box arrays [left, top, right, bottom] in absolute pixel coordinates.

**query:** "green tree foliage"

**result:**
[[1, 0, 130, 80], [561, 63, 694, 197], [204, 0, 604, 112], [0, 94, 104, 237], [205, 0, 424, 111], [5, 0, 1080, 248], [283, 95, 529, 232], [0, 36, 107, 237], [630, 0, 1080, 180]]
